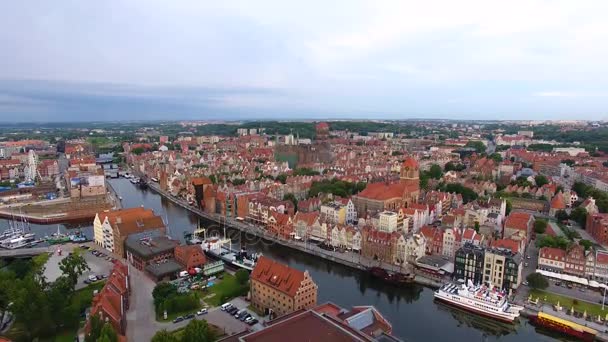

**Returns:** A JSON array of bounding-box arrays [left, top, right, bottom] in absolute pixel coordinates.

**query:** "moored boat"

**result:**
[[433, 281, 523, 323], [529, 312, 597, 342], [368, 267, 415, 285]]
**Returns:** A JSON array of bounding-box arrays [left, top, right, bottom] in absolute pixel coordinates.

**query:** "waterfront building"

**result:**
[[361, 227, 399, 263], [483, 247, 523, 292], [93, 207, 166, 257], [454, 243, 485, 286], [538, 247, 566, 273], [405, 233, 427, 262], [124, 235, 180, 280], [174, 244, 207, 270], [250, 256, 318, 317], [564, 243, 586, 277], [320, 201, 346, 225]]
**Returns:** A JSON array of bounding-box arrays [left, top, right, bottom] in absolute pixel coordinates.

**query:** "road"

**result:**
[[126, 266, 252, 341]]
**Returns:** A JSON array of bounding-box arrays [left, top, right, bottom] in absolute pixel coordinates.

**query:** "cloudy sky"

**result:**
[[1, 0, 607, 122]]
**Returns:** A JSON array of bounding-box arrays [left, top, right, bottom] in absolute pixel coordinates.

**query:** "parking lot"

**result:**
[[42, 242, 116, 289]]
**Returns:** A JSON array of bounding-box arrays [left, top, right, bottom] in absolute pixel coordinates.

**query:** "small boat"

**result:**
[[529, 312, 596, 341], [0, 233, 37, 249], [368, 267, 415, 285], [45, 226, 70, 245]]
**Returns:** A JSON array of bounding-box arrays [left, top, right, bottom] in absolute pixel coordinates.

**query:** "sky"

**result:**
[[0, 0, 607, 122]]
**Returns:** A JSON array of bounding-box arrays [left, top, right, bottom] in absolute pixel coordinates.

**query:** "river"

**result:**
[[1, 178, 564, 341]]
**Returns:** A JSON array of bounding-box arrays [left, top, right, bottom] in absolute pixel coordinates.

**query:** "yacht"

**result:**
[[0, 233, 37, 249], [434, 281, 524, 323]]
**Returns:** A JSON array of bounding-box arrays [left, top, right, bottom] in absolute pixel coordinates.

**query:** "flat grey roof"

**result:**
[[125, 235, 178, 259], [145, 258, 183, 277]]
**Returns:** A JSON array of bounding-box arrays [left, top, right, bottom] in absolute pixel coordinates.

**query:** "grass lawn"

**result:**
[[74, 281, 106, 306], [205, 274, 248, 307], [529, 289, 608, 317]]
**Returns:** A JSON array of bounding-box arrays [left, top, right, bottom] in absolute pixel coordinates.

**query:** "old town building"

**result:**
[[250, 256, 318, 317]]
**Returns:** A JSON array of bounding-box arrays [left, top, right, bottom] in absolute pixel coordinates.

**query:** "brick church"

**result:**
[[352, 157, 420, 217]]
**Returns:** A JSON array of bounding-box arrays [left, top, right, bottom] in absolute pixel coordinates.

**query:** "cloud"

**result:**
[[0, 0, 608, 120]]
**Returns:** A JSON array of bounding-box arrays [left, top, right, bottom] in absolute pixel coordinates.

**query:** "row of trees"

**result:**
[[152, 319, 216, 342], [308, 179, 367, 198]]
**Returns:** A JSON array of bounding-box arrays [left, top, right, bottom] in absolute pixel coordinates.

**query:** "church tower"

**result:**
[[400, 157, 420, 206]]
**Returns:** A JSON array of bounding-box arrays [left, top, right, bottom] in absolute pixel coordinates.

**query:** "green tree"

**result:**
[[555, 209, 569, 222], [131, 147, 145, 155], [474, 222, 480, 232], [561, 159, 576, 167], [152, 330, 179, 342], [182, 319, 215, 342], [235, 269, 250, 285], [11, 274, 53, 340], [580, 239, 593, 251], [0, 272, 15, 327], [465, 141, 486, 153], [85, 315, 104, 342], [428, 164, 443, 179], [505, 199, 512, 215], [570, 207, 588, 228], [526, 273, 549, 290], [534, 219, 547, 234], [152, 283, 177, 311], [59, 252, 90, 286], [275, 174, 288, 184], [534, 175, 549, 187], [489, 153, 503, 163], [98, 323, 118, 342]]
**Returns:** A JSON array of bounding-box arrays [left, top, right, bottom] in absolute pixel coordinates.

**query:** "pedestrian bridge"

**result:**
[[0, 247, 50, 258]]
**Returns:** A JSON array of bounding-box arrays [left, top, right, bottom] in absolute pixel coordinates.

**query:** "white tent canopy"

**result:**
[[536, 269, 589, 286]]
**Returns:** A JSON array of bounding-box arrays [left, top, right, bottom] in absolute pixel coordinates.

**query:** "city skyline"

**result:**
[[1, 0, 608, 121]]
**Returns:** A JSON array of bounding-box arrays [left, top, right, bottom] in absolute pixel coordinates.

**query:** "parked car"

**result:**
[[227, 307, 239, 315], [221, 303, 232, 311], [567, 284, 573, 289], [555, 282, 561, 287], [523, 281, 529, 286], [88, 275, 98, 282], [247, 318, 258, 326], [197, 308, 208, 315], [173, 316, 184, 323], [184, 314, 195, 320], [241, 314, 252, 322]]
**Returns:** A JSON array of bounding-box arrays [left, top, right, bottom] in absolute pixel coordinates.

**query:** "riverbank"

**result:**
[[145, 182, 444, 288], [0, 180, 121, 225]]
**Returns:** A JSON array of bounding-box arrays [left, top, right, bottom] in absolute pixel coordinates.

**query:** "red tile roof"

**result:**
[[402, 157, 419, 169], [251, 256, 306, 298], [504, 212, 533, 231]]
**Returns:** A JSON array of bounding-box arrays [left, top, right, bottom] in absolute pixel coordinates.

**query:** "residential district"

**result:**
[[1, 120, 608, 341]]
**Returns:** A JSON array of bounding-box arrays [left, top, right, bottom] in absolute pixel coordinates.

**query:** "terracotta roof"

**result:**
[[550, 193, 566, 209], [596, 252, 608, 264], [251, 256, 306, 298], [504, 212, 533, 231], [539, 247, 566, 259], [115, 215, 165, 236], [356, 182, 407, 201], [192, 177, 212, 186], [490, 239, 521, 253], [294, 211, 319, 226], [402, 157, 419, 169]]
